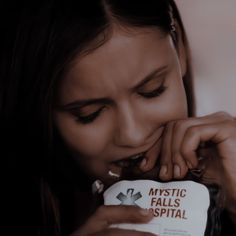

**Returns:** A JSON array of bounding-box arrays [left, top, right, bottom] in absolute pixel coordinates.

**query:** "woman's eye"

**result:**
[[138, 84, 167, 98], [72, 106, 105, 124]]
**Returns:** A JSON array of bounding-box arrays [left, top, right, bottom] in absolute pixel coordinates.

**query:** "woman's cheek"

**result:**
[[146, 88, 188, 124], [72, 123, 112, 157], [54, 116, 112, 178], [54, 112, 113, 159]]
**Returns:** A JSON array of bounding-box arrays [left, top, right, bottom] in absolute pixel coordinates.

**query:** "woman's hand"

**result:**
[[159, 112, 236, 216], [71, 205, 156, 236]]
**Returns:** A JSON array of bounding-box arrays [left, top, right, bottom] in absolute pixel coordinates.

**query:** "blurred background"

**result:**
[[176, 0, 236, 116]]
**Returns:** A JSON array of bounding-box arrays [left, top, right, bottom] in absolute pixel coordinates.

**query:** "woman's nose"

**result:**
[[114, 107, 151, 148]]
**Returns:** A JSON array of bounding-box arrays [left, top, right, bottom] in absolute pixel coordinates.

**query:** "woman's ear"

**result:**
[[172, 21, 187, 77]]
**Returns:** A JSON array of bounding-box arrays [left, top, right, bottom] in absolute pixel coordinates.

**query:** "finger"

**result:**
[[92, 228, 157, 236], [76, 205, 153, 236], [159, 122, 175, 180], [94, 205, 153, 224], [139, 126, 164, 172], [172, 119, 197, 178], [171, 112, 233, 178], [139, 138, 162, 173], [172, 152, 188, 179], [195, 111, 234, 123], [180, 122, 232, 167]]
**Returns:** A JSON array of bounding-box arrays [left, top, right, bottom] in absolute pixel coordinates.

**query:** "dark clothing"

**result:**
[[221, 210, 236, 235]]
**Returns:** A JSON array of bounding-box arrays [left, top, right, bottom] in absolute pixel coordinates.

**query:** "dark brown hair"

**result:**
[[1, 0, 194, 235]]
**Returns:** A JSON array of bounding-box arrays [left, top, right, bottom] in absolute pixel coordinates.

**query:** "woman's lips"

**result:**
[[111, 134, 163, 169], [113, 152, 146, 168], [108, 126, 165, 178]]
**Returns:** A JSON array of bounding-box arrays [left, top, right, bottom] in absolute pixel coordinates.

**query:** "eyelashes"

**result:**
[[74, 106, 106, 124], [138, 84, 167, 98], [73, 84, 167, 124]]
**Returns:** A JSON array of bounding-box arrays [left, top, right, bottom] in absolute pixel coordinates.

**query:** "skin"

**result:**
[[54, 26, 188, 181], [54, 26, 236, 235]]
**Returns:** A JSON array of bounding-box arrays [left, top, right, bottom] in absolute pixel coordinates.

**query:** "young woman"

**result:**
[[1, 0, 236, 235]]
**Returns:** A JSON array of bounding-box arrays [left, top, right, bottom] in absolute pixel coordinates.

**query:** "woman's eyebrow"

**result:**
[[60, 98, 113, 110], [59, 65, 168, 110], [132, 65, 168, 91]]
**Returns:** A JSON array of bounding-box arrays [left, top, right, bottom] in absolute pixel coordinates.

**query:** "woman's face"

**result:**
[[54, 27, 188, 181]]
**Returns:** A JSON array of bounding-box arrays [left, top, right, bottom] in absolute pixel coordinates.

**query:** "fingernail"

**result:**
[[139, 158, 147, 168], [187, 161, 193, 169], [159, 165, 168, 177], [139, 208, 151, 216], [174, 164, 181, 178]]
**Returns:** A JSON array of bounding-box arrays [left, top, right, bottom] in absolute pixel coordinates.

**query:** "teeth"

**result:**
[[113, 152, 145, 168], [130, 153, 144, 160]]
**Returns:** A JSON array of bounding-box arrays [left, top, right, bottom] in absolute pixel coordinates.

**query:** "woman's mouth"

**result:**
[[108, 128, 164, 179], [112, 152, 146, 168]]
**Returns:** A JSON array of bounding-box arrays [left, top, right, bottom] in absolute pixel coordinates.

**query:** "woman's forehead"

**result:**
[[66, 27, 174, 83], [57, 29, 176, 104]]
